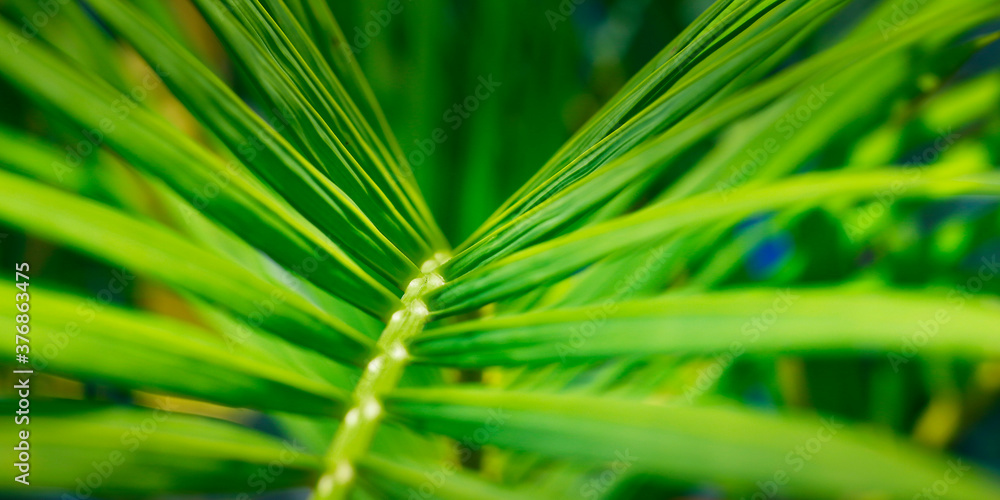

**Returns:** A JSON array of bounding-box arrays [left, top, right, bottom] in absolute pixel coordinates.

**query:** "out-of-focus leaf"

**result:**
[[359, 454, 539, 500], [446, 0, 1000, 278], [415, 288, 1000, 366], [0, 400, 320, 495], [1, 287, 353, 415], [0, 16, 401, 317], [0, 170, 374, 365], [387, 388, 1000, 499], [87, 0, 424, 284], [430, 168, 1000, 316]]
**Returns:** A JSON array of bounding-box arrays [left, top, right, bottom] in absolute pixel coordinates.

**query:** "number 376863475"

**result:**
[[15, 263, 29, 362]]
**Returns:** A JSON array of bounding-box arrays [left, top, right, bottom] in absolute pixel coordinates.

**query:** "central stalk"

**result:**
[[313, 253, 449, 500]]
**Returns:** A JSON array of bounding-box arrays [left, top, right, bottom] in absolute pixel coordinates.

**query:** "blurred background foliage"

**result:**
[[336, 0, 721, 241], [0, 0, 999, 498]]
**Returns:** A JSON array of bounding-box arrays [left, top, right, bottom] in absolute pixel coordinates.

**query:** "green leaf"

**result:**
[[191, 0, 443, 257], [387, 387, 1000, 499], [0, 170, 374, 365], [0, 400, 320, 495], [415, 287, 1000, 367], [463, 0, 844, 250], [430, 168, 1000, 316], [86, 0, 425, 284], [359, 454, 539, 500], [0, 15, 401, 317], [446, 0, 1000, 278], [2, 286, 353, 415], [467, 0, 776, 243]]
